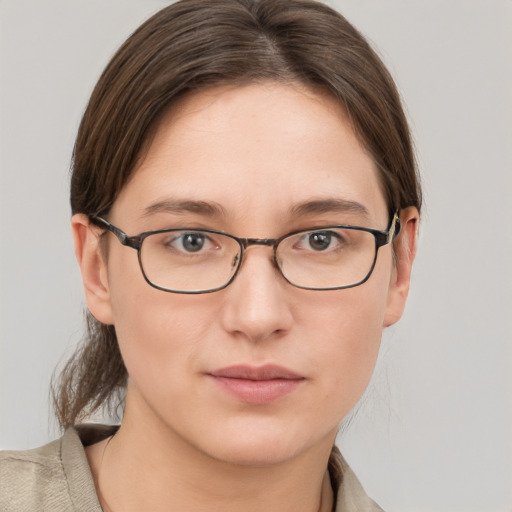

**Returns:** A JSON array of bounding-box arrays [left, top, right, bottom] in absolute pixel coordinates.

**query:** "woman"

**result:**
[[0, 0, 421, 510]]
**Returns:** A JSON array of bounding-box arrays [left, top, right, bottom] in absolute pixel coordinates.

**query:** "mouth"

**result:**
[[207, 365, 305, 405]]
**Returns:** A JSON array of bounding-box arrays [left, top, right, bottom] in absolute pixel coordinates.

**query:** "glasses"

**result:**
[[90, 213, 400, 294]]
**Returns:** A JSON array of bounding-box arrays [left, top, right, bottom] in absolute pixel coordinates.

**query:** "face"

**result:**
[[78, 82, 413, 466]]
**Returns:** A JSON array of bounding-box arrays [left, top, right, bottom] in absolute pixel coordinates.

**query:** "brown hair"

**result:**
[[53, 0, 422, 428]]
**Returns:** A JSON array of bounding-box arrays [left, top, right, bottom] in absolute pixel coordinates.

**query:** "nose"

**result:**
[[220, 246, 294, 343]]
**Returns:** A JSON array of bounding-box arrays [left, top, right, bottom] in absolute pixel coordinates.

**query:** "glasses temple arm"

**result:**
[[89, 216, 131, 245], [386, 211, 401, 244]]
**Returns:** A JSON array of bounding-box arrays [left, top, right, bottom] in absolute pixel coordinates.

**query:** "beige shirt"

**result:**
[[0, 425, 383, 511]]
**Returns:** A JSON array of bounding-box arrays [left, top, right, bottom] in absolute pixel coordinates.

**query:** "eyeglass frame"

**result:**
[[89, 212, 401, 294]]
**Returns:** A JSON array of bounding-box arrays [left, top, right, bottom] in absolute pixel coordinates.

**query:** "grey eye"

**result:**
[[308, 232, 332, 251], [181, 233, 206, 252]]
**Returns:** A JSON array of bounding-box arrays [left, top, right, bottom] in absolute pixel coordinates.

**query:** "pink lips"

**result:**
[[208, 365, 305, 404]]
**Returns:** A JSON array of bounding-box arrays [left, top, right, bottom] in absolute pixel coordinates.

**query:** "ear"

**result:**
[[72, 214, 114, 325], [383, 206, 419, 327]]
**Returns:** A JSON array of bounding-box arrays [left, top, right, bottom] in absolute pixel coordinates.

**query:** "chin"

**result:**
[[205, 440, 304, 467], [194, 421, 338, 468]]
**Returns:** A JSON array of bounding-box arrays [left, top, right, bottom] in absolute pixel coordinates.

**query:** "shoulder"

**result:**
[[0, 436, 73, 511], [330, 446, 385, 512], [0, 428, 103, 512]]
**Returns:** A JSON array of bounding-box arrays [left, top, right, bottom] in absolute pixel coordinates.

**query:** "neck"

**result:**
[[87, 401, 336, 512]]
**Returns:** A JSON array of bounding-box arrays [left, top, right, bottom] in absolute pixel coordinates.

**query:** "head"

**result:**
[[56, 0, 421, 463]]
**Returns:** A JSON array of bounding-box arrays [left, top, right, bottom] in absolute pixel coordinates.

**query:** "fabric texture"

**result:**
[[0, 425, 383, 511]]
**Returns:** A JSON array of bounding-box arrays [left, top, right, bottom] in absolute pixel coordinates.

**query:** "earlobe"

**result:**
[[383, 206, 419, 327], [71, 214, 114, 325]]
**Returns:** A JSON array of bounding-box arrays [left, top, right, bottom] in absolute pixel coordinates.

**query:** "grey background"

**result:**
[[1, 1, 511, 511]]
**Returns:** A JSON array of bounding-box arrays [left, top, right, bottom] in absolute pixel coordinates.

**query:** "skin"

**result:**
[[73, 82, 418, 512]]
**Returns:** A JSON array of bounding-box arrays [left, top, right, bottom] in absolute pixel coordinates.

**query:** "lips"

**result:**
[[210, 364, 303, 381], [207, 365, 305, 404]]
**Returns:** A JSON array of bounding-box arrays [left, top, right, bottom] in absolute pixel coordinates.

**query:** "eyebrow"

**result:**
[[142, 199, 227, 218], [142, 197, 369, 222], [288, 198, 370, 219]]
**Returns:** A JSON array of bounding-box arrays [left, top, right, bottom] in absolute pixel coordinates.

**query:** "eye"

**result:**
[[165, 231, 216, 253], [307, 232, 333, 251], [180, 232, 206, 252], [297, 230, 345, 252]]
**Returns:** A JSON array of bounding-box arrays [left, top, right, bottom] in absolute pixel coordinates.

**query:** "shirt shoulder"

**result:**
[[330, 446, 384, 512], [0, 428, 103, 512], [0, 437, 73, 511]]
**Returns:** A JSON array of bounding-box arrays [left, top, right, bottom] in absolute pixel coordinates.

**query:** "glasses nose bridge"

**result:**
[[242, 237, 278, 249], [237, 237, 280, 270]]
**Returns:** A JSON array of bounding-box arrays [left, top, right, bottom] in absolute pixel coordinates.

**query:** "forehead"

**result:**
[[112, 82, 388, 229]]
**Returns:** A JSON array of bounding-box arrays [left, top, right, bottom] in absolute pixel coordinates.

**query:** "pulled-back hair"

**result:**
[[53, 0, 422, 428]]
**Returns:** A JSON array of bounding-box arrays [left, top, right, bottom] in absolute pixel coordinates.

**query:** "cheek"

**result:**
[[111, 290, 208, 368], [105, 252, 210, 381], [312, 300, 382, 383], [302, 260, 391, 407]]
